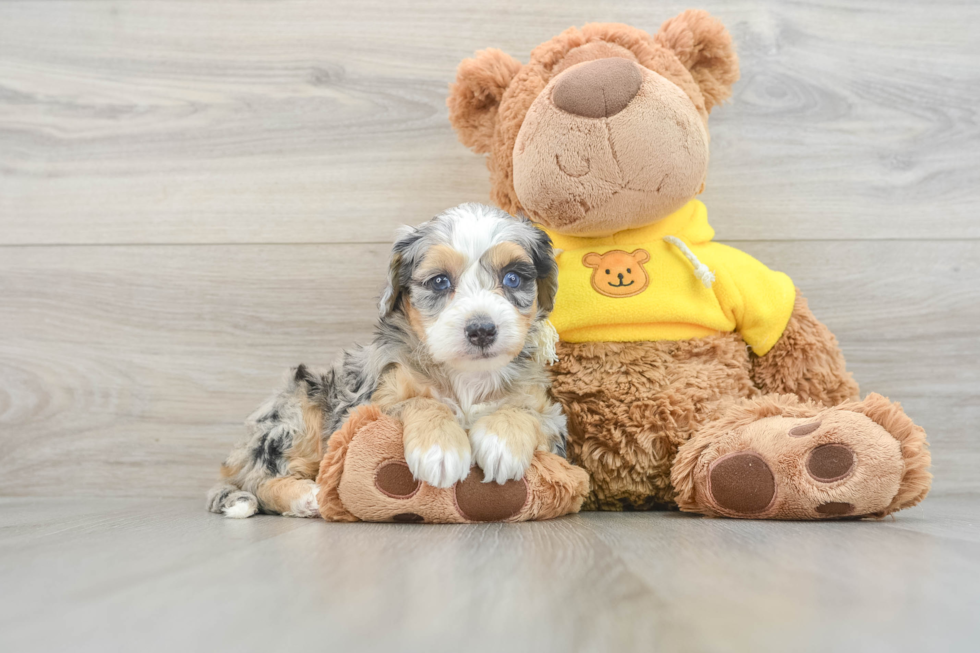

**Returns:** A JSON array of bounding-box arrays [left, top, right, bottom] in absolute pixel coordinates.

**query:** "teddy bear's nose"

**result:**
[[552, 57, 643, 118]]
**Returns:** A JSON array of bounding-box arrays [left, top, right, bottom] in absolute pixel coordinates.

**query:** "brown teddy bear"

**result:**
[[316, 405, 590, 523], [447, 10, 932, 518]]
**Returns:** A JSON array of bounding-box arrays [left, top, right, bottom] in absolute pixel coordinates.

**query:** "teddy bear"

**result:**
[[446, 10, 932, 518]]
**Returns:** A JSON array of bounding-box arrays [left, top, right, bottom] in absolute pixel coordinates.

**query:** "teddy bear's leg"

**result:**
[[551, 336, 755, 511], [750, 290, 860, 407], [671, 393, 931, 519]]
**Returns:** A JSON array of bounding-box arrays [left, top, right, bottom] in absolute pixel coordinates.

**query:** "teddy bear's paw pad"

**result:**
[[788, 421, 822, 437], [815, 502, 855, 516], [454, 467, 528, 522], [806, 444, 855, 483], [392, 512, 425, 523], [707, 452, 776, 515], [375, 461, 421, 499]]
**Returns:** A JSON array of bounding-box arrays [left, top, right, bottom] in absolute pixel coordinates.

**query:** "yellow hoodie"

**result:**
[[543, 199, 795, 356]]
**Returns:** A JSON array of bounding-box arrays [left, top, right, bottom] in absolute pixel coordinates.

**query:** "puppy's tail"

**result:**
[[207, 482, 259, 519]]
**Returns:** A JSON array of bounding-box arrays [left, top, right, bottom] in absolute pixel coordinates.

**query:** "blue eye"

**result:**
[[502, 272, 522, 289], [430, 275, 452, 291]]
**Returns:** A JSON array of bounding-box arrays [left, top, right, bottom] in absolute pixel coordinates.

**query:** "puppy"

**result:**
[[208, 203, 566, 518]]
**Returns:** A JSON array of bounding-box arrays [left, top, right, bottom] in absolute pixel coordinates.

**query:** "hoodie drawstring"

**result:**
[[663, 236, 715, 289]]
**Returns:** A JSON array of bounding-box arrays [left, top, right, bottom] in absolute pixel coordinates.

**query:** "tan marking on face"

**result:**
[[403, 297, 428, 343], [582, 249, 650, 298], [484, 241, 532, 275], [414, 244, 465, 283]]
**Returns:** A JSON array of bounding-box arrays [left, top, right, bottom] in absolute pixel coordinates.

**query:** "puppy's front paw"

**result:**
[[406, 445, 471, 489], [404, 420, 472, 489], [470, 419, 536, 485], [283, 482, 320, 518]]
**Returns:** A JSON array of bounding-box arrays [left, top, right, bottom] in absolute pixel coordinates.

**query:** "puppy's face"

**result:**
[[379, 204, 558, 372]]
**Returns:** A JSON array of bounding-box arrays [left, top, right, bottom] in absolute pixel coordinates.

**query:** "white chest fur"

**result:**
[[434, 369, 516, 429]]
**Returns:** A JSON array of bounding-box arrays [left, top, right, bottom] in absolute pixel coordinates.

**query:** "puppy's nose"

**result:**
[[618, 272, 624, 280], [552, 57, 643, 118], [465, 320, 497, 348]]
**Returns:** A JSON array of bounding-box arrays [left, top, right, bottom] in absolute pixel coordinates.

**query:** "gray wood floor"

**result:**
[[2, 1, 979, 651], [1, 495, 978, 653]]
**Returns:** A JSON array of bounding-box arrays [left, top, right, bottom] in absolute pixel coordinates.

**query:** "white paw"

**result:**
[[223, 496, 258, 519], [470, 426, 531, 485], [284, 484, 320, 518], [406, 445, 471, 489]]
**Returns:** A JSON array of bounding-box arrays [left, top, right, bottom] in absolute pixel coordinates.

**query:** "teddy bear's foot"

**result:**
[[316, 405, 590, 523], [672, 393, 931, 520]]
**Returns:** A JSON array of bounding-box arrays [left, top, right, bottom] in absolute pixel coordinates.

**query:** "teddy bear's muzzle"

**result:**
[[513, 58, 711, 237]]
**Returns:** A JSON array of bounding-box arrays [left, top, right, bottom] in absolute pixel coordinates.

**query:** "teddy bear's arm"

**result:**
[[750, 290, 860, 407]]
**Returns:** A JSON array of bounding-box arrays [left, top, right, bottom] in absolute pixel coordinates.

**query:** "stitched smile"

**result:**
[[608, 280, 634, 287]]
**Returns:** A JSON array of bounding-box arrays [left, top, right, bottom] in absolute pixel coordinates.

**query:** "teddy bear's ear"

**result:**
[[654, 9, 740, 113], [631, 249, 651, 265], [447, 48, 522, 154], [582, 253, 602, 269]]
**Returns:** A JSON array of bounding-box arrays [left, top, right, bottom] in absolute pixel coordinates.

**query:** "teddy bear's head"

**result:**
[[448, 10, 739, 237]]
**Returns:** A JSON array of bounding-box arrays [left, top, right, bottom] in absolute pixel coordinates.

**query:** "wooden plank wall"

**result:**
[[1, 0, 978, 498]]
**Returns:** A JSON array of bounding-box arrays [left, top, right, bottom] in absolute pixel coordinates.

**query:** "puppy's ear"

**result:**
[[447, 48, 522, 154], [654, 9, 739, 113], [527, 227, 559, 315], [379, 227, 422, 319]]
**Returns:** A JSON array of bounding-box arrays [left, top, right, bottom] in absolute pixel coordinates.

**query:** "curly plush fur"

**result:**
[[553, 332, 753, 510], [750, 292, 859, 406]]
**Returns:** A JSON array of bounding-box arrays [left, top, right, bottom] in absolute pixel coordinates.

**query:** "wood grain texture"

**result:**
[[1, 0, 978, 501], [1, 4, 977, 650], [0, 496, 978, 653], [0, 241, 977, 498], [0, 0, 977, 244]]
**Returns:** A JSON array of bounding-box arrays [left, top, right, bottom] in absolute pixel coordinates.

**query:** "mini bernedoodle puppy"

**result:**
[[208, 203, 567, 518]]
